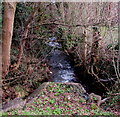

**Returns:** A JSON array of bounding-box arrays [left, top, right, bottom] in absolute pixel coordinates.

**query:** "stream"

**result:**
[[46, 37, 106, 96], [47, 37, 77, 83]]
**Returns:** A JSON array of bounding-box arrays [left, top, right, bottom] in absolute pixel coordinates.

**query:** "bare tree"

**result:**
[[2, 2, 17, 78]]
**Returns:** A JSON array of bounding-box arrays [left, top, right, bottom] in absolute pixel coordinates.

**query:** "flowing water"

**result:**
[[46, 37, 106, 96], [47, 37, 77, 83]]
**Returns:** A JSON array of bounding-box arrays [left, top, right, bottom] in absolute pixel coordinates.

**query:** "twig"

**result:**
[[99, 78, 116, 82]]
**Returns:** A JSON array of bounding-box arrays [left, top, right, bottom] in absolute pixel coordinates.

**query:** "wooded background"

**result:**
[[1, 2, 119, 113]]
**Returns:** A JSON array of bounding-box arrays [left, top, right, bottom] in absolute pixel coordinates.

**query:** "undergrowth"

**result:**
[[1, 82, 117, 116]]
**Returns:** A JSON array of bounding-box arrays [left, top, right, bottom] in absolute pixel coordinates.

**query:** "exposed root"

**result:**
[[87, 65, 110, 92]]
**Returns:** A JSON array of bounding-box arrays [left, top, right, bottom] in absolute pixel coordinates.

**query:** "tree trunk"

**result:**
[[2, 2, 16, 77], [91, 27, 101, 56]]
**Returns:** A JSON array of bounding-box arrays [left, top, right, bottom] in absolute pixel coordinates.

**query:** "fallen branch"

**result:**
[[32, 21, 110, 29]]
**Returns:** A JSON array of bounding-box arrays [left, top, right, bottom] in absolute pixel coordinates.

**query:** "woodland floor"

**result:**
[[1, 82, 120, 116]]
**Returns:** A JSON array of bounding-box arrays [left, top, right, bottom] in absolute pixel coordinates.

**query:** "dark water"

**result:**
[[47, 37, 77, 83]]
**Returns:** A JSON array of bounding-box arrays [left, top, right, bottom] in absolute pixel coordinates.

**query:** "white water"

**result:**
[[47, 37, 77, 83]]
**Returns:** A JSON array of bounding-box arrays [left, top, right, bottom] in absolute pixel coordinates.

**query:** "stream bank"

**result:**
[[1, 82, 116, 116], [68, 52, 108, 96]]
